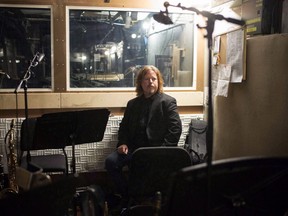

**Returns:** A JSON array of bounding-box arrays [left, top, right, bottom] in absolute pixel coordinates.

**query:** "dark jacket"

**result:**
[[117, 93, 182, 151]]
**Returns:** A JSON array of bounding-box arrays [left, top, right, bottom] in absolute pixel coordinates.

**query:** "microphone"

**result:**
[[153, 1, 173, 25], [164, 1, 170, 7], [154, 1, 245, 27], [32, 52, 45, 67], [36, 52, 45, 63]]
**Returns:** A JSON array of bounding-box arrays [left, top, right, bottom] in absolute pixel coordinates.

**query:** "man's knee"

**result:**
[[105, 155, 114, 170], [105, 151, 120, 171]]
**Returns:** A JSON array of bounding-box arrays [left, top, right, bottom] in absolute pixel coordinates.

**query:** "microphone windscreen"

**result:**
[[153, 12, 173, 25], [164, 1, 170, 7]]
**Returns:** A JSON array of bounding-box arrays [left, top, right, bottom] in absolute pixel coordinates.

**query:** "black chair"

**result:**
[[126, 146, 192, 213], [20, 118, 69, 175], [164, 156, 288, 216]]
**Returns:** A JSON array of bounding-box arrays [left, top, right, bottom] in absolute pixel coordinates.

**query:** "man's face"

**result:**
[[141, 69, 158, 98]]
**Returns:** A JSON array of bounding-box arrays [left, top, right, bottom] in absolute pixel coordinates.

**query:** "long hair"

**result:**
[[135, 65, 164, 96]]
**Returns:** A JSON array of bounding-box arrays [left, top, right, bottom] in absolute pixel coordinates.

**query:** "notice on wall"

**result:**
[[213, 27, 246, 83], [226, 29, 245, 83], [212, 64, 232, 98]]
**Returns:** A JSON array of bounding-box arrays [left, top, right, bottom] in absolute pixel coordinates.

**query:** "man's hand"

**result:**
[[117, 144, 128, 154]]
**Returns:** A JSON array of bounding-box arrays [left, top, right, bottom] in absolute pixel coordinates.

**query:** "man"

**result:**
[[105, 65, 182, 200]]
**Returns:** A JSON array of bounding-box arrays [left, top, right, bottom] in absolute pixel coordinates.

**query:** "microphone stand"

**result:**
[[155, 2, 245, 214], [0, 71, 11, 79], [14, 52, 44, 167]]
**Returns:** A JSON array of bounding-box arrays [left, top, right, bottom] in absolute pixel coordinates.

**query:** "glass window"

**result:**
[[68, 8, 195, 90], [0, 5, 52, 91]]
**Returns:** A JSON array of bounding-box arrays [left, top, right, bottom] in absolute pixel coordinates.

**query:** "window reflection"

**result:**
[[0, 6, 51, 90], [69, 9, 195, 89]]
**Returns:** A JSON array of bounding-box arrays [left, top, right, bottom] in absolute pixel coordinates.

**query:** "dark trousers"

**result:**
[[105, 150, 132, 197]]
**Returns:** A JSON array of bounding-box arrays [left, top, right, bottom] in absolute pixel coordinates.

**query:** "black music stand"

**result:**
[[35, 108, 110, 174]]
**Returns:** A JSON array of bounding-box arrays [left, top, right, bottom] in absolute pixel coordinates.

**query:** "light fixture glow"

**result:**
[[110, 45, 117, 53], [131, 33, 137, 39]]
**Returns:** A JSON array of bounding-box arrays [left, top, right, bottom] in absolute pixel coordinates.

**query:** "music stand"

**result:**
[[34, 108, 110, 174], [164, 156, 288, 216]]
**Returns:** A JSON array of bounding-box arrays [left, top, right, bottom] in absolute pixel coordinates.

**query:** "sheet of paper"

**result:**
[[226, 29, 244, 83], [212, 64, 231, 97], [216, 80, 230, 97], [213, 36, 221, 65]]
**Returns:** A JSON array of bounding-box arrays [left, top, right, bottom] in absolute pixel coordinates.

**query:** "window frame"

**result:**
[[0, 4, 53, 93], [66, 6, 198, 92]]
